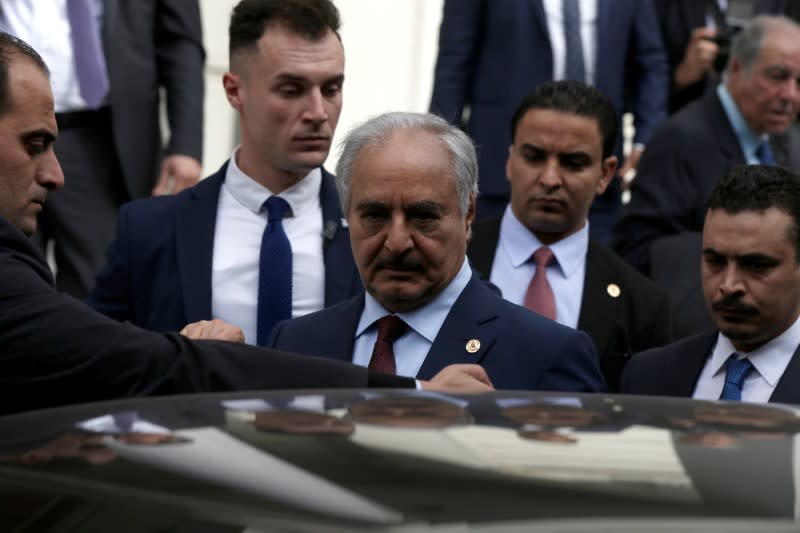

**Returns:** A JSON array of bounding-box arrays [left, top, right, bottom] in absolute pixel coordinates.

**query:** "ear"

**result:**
[[465, 192, 477, 238], [223, 72, 243, 111], [596, 155, 617, 195], [506, 145, 514, 183]]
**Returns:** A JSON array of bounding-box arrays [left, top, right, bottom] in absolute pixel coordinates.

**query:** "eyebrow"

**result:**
[[519, 142, 591, 158], [20, 128, 56, 144], [274, 73, 345, 85]]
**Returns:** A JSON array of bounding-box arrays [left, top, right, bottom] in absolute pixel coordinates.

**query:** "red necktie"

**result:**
[[524, 246, 556, 320], [368, 316, 407, 375]]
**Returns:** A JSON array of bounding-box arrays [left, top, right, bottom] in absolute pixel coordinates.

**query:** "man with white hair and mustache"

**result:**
[[614, 15, 800, 276]]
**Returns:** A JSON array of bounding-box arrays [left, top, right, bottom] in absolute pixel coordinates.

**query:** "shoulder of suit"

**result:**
[[587, 242, 669, 299]]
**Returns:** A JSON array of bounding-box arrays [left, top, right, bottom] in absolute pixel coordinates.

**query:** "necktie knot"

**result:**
[[719, 355, 754, 401], [375, 315, 407, 343], [264, 196, 291, 224], [533, 246, 555, 268], [756, 140, 776, 165]]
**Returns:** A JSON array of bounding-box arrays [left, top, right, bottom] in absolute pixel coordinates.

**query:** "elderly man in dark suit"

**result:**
[[614, 15, 800, 276], [87, 0, 361, 345], [467, 81, 671, 392], [429, 0, 669, 243], [0, 31, 494, 415], [0, 0, 205, 298], [267, 111, 606, 393], [622, 165, 800, 404]]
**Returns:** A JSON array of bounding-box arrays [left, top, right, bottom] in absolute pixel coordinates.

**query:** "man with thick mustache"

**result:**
[[621, 165, 800, 404], [614, 15, 800, 276], [266, 111, 606, 392], [86, 0, 361, 345]]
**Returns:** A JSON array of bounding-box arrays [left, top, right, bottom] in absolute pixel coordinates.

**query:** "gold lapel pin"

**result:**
[[607, 283, 621, 298], [465, 339, 481, 353]]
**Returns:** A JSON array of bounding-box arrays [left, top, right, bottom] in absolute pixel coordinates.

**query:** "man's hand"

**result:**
[[419, 364, 494, 393], [180, 319, 245, 343], [675, 27, 719, 90], [618, 146, 644, 188], [152, 154, 202, 196]]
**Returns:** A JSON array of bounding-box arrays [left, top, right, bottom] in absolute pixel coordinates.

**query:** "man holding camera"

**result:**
[[613, 15, 800, 276]]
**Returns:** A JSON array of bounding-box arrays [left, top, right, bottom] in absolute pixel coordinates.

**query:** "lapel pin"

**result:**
[[465, 339, 481, 354], [607, 283, 621, 298]]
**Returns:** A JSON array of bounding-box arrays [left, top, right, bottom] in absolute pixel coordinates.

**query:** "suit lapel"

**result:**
[[770, 344, 800, 404], [577, 242, 619, 356], [175, 164, 227, 323], [319, 168, 342, 254], [466, 218, 501, 278], [531, 1, 553, 60], [594, 0, 612, 75], [416, 275, 499, 380], [670, 334, 717, 396], [323, 295, 365, 363], [709, 91, 747, 165]]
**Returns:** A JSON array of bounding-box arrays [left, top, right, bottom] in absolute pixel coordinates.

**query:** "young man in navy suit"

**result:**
[[86, 0, 361, 345], [622, 165, 800, 404], [267, 112, 606, 392]]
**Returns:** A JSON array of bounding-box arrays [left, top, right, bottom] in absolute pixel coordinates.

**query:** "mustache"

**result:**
[[375, 255, 424, 272], [711, 294, 759, 315]]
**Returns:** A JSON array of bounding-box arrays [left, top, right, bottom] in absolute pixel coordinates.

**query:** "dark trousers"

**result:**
[[35, 109, 129, 298]]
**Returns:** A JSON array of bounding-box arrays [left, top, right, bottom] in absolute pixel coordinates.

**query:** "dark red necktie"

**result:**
[[524, 246, 556, 320], [368, 316, 407, 375]]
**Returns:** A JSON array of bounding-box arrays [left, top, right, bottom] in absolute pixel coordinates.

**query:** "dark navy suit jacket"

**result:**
[[268, 273, 607, 392], [429, 0, 668, 198], [620, 332, 800, 404], [613, 89, 800, 275], [86, 163, 361, 333]]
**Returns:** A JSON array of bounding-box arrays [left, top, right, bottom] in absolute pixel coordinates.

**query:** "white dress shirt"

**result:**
[[0, 0, 104, 111], [351, 259, 473, 378], [542, 0, 598, 85], [212, 150, 325, 345], [693, 314, 800, 403], [490, 206, 587, 329]]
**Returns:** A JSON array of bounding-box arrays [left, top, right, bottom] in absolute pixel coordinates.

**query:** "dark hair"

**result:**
[[229, 0, 341, 58], [510, 80, 618, 159], [0, 32, 48, 116], [708, 165, 800, 260]]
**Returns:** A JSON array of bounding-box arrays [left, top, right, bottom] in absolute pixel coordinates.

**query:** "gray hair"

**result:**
[[334, 111, 479, 216], [726, 15, 800, 75]]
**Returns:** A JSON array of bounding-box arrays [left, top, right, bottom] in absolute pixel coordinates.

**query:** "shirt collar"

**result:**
[[224, 147, 322, 215], [717, 84, 768, 162], [499, 205, 588, 278], [357, 258, 473, 342], [711, 313, 800, 387]]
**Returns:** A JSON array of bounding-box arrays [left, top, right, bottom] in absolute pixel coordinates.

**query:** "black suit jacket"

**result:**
[[467, 217, 672, 392], [0, 216, 411, 416], [613, 88, 800, 274], [620, 332, 800, 404], [104, 0, 205, 197]]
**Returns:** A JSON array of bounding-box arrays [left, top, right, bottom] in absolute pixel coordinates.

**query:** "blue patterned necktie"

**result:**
[[66, 0, 109, 108], [563, 0, 586, 82], [756, 140, 776, 165], [256, 196, 292, 345], [718, 355, 754, 401]]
